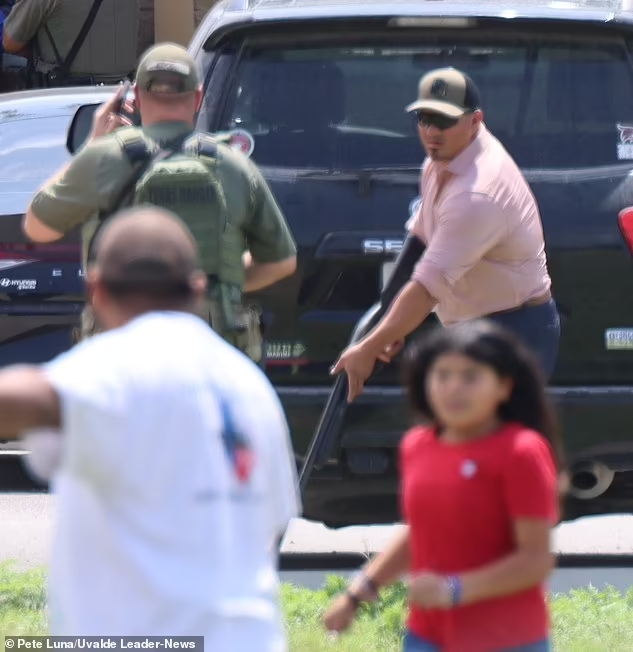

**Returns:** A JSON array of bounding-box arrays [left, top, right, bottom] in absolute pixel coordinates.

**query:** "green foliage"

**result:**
[[3, 561, 633, 651], [550, 585, 633, 652], [0, 562, 47, 613], [0, 562, 48, 638], [281, 576, 407, 649]]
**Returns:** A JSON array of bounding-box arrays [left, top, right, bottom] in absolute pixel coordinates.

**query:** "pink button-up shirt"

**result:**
[[407, 124, 551, 326]]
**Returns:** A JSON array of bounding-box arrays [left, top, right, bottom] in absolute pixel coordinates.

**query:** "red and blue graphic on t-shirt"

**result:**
[[220, 399, 255, 483]]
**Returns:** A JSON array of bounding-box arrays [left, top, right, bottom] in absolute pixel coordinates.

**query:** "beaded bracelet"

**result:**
[[445, 575, 463, 606]]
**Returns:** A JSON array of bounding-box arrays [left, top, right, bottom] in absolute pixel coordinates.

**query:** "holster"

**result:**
[[205, 292, 263, 363]]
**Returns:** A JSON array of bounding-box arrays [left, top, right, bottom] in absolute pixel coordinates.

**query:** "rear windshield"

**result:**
[[218, 36, 633, 169]]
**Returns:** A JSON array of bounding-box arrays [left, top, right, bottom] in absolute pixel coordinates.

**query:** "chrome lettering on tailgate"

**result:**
[[605, 329, 633, 350], [362, 239, 404, 255]]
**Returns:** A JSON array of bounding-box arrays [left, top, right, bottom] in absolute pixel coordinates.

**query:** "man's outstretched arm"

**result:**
[[0, 366, 60, 440]]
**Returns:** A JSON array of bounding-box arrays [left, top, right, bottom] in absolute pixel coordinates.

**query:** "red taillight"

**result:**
[[0, 243, 79, 262]]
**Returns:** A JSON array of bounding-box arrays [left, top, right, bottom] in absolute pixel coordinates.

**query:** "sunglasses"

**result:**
[[416, 112, 460, 131]]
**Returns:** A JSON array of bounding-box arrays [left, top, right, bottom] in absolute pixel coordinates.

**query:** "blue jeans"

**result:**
[[403, 631, 551, 652], [485, 299, 561, 381]]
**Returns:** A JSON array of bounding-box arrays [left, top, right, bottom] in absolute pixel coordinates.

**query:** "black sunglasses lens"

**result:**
[[417, 113, 458, 130]]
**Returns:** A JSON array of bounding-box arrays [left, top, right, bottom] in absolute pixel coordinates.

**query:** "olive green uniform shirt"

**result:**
[[5, 0, 139, 82], [31, 121, 298, 270]]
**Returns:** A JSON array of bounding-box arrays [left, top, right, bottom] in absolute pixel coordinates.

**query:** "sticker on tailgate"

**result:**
[[617, 123, 633, 159], [265, 340, 306, 361], [605, 328, 633, 350], [227, 129, 255, 158]]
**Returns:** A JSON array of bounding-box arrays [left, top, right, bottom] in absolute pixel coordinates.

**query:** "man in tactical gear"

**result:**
[[3, 0, 139, 87], [23, 43, 297, 364]]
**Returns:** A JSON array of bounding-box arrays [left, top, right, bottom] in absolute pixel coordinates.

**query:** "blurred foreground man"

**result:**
[[0, 206, 300, 651]]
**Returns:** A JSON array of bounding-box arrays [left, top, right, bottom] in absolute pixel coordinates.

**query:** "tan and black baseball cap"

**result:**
[[136, 43, 200, 94], [405, 67, 482, 118]]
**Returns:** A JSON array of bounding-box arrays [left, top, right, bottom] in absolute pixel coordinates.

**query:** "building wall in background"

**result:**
[[137, 0, 220, 57]]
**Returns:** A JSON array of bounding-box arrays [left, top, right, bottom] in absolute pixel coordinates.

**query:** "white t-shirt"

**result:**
[[34, 311, 301, 651]]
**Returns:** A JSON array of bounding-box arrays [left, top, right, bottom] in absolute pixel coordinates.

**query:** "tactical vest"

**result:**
[[89, 129, 257, 352]]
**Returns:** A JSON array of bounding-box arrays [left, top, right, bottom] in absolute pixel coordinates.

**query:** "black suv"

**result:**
[[5, 0, 633, 527]]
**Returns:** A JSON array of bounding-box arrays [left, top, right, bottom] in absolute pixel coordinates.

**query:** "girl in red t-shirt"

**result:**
[[323, 319, 565, 652]]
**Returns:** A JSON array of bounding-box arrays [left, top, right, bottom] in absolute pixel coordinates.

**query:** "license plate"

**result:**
[[605, 329, 633, 350], [381, 261, 396, 289]]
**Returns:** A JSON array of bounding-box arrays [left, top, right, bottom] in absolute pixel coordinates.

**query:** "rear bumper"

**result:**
[[6, 386, 633, 526], [0, 303, 80, 368], [278, 383, 633, 458], [274, 384, 633, 525], [8, 384, 633, 455], [7, 382, 633, 526]]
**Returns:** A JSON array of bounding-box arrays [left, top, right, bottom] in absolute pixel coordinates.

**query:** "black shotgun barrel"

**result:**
[[298, 233, 425, 493]]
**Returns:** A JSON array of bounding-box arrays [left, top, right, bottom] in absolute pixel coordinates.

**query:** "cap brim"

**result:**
[[145, 84, 189, 94], [405, 99, 465, 118], [142, 71, 196, 93]]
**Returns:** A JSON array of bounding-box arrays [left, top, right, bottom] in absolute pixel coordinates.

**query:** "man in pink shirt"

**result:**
[[332, 68, 560, 402]]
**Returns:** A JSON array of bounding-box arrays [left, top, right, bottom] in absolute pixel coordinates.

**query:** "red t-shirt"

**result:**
[[400, 422, 559, 652]]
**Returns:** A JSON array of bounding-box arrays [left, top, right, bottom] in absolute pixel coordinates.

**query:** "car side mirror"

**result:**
[[66, 104, 100, 155], [66, 100, 141, 155]]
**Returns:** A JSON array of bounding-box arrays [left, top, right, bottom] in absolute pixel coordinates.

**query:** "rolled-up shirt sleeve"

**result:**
[[411, 192, 507, 301]]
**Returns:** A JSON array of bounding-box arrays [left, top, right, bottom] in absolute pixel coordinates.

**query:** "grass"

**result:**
[[2, 562, 633, 651]]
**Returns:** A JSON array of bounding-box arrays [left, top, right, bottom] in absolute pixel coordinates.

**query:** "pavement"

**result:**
[[3, 491, 633, 571]]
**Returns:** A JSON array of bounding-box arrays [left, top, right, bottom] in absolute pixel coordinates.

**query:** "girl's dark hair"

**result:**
[[402, 319, 564, 470]]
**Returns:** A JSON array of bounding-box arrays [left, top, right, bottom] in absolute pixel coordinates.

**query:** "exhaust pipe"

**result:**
[[568, 461, 615, 500]]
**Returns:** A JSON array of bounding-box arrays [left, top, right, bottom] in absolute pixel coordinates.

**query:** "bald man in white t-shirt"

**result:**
[[0, 206, 300, 651]]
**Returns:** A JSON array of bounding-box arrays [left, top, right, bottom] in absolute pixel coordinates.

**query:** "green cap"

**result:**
[[405, 67, 482, 118], [136, 43, 199, 94]]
